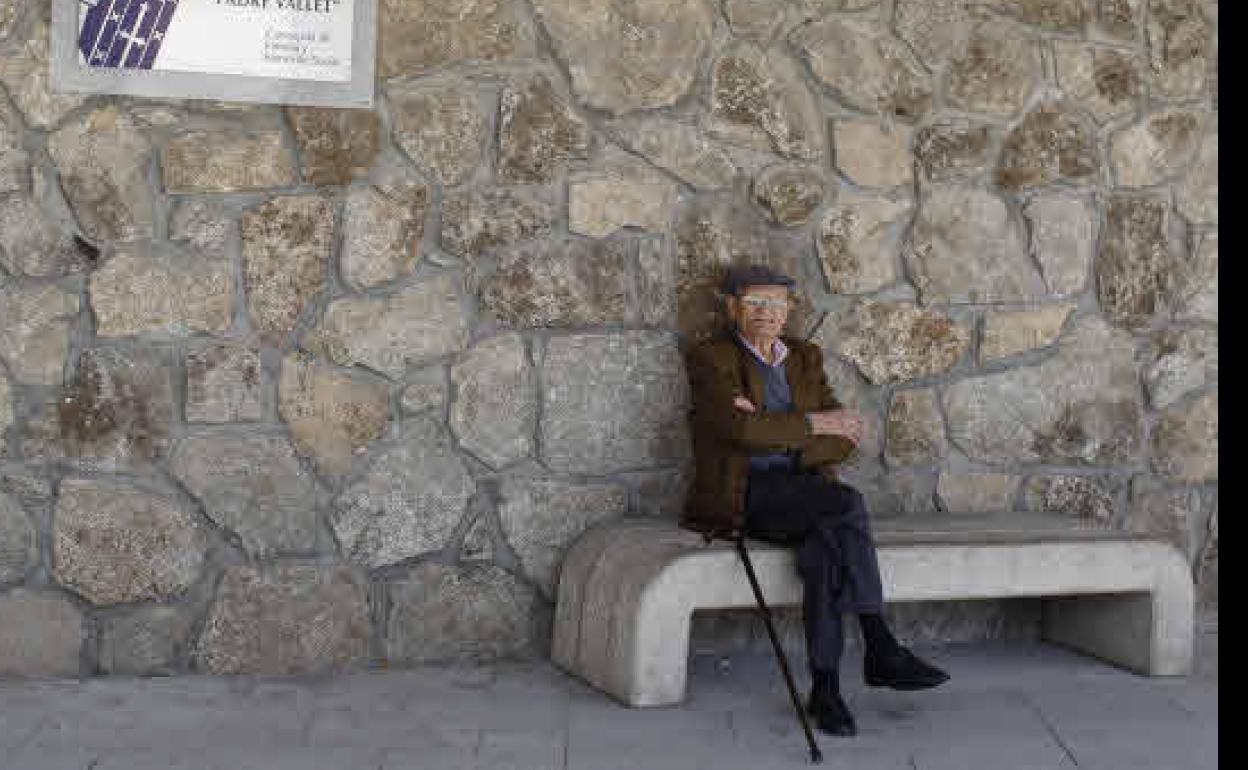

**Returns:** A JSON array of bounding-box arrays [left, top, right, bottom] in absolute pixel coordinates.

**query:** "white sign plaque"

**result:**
[[51, 0, 376, 107]]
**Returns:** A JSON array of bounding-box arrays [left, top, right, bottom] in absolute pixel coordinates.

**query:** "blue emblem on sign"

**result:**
[[78, 0, 180, 69]]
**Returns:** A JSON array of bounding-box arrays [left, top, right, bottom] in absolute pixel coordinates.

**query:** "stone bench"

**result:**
[[551, 516, 1194, 707]]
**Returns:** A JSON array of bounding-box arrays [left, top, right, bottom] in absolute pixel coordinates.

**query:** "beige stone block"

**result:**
[[1022, 194, 1095, 296], [532, 0, 713, 114], [0, 283, 78, 385], [1146, 0, 1213, 99], [1110, 110, 1203, 188], [906, 185, 1044, 304], [540, 333, 690, 475], [980, 305, 1076, 362], [996, 102, 1099, 190], [58, 348, 176, 470], [499, 479, 628, 599], [241, 196, 332, 343], [163, 129, 297, 192], [480, 239, 632, 328], [886, 389, 947, 466], [90, 248, 233, 338], [833, 120, 913, 188], [389, 82, 487, 186], [1145, 327, 1217, 409], [52, 479, 207, 606], [914, 120, 994, 180], [895, 0, 983, 67], [1152, 391, 1218, 483], [569, 167, 678, 238], [340, 171, 429, 290], [0, 194, 90, 277], [1177, 127, 1218, 225], [387, 563, 536, 664], [498, 75, 590, 184], [450, 334, 536, 469], [320, 275, 469, 379], [332, 417, 472, 567], [278, 352, 390, 478], [377, 0, 535, 77], [1053, 41, 1141, 123], [945, 316, 1142, 465], [1096, 195, 1179, 328], [610, 117, 736, 190], [817, 193, 909, 294], [937, 472, 1020, 514], [0, 24, 87, 128], [185, 343, 263, 424], [285, 107, 381, 186], [709, 43, 824, 160], [194, 565, 370, 675], [48, 107, 154, 242], [1025, 475, 1118, 525], [828, 301, 970, 385], [170, 433, 318, 557], [946, 21, 1041, 117], [440, 188, 557, 260], [793, 18, 931, 119]]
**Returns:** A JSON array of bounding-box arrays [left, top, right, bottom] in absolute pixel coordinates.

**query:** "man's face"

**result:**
[[727, 284, 792, 340]]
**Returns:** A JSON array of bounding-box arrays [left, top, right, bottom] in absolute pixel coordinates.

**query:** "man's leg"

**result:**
[[804, 479, 884, 617], [818, 479, 949, 690], [746, 474, 895, 663], [745, 472, 948, 714], [744, 470, 857, 735], [744, 471, 848, 673]]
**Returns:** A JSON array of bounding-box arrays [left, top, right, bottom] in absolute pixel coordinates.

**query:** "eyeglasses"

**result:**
[[738, 296, 791, 311]]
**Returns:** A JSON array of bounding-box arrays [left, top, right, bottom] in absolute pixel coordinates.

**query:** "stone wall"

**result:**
[[0, 0, 1216, 677]]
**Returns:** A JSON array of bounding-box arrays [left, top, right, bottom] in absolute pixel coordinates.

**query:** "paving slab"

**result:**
[[0, 634, 1216, 770], [565, 700, 731, 770]]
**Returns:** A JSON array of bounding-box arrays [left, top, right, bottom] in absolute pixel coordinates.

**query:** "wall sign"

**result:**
[[51, 0, 377, 107]]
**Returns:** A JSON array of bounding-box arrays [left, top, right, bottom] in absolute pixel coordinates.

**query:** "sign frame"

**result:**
[[50, 0, 377, 108]]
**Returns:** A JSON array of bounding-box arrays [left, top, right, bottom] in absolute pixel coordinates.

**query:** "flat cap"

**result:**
[[720, 264, 796, 296]]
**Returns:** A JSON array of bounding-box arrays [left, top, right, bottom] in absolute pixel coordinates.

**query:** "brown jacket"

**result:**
[[682, 332, 856, 538]]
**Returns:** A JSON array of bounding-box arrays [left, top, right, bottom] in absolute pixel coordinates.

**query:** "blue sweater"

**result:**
[[745, 348, 799, 473]]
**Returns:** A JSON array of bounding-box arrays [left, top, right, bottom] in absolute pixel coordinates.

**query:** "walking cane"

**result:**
[[735, 535, 824, 764]]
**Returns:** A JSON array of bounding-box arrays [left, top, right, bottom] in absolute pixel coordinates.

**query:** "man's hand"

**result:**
[[808, 409, 866, 446], [732, 395, 757, 413]]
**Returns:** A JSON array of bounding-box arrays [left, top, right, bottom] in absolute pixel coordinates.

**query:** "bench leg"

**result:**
[[612, 605, 693, 707], [555, 604, 692, 708], [1042, 590, 1193, 676]]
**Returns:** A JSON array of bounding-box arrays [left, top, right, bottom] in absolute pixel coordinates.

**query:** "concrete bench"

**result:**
[[551, 516, 1194, 707]]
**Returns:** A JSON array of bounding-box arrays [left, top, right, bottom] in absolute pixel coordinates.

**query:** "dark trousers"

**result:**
[[744, 468, 885, 673]]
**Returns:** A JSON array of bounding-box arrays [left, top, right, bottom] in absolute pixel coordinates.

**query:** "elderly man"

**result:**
[[683, 265, 948, 736]]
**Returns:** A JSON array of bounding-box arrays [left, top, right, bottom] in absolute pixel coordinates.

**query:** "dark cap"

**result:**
[[720, 264, 796, 296]]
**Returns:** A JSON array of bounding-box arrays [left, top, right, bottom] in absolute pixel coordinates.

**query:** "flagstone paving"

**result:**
[[0, 628, 1216, 770]]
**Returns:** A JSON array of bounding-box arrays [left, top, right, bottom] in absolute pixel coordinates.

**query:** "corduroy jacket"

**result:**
[[682, 332, 856, 539]]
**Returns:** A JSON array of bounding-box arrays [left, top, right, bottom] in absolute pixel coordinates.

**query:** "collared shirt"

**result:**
[[735, 332, 789, 368], [735, 332, 799, 473]]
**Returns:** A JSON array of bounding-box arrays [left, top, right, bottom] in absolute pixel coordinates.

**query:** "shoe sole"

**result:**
[[864, 674, 950, 691]]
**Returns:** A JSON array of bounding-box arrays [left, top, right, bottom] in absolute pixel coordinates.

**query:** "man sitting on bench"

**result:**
[[683, 265, 949, 736]]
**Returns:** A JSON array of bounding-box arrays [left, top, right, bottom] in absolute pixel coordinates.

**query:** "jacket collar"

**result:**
[[734, 331, 789, 368], [730, 332, 800, 410]]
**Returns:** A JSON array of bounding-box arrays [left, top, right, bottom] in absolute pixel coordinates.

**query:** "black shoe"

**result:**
[[806, 688, 858, 736], [864, 646, 950, 690]]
